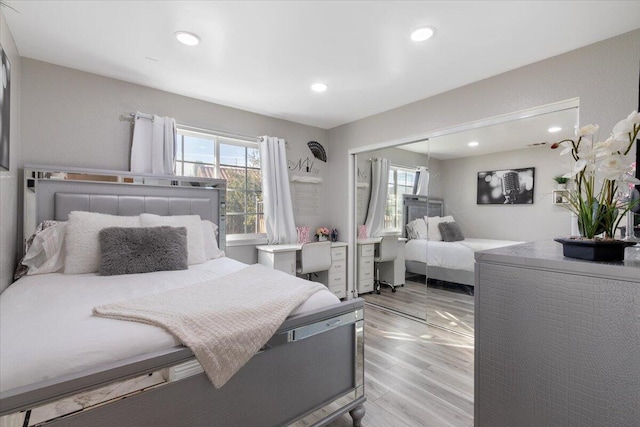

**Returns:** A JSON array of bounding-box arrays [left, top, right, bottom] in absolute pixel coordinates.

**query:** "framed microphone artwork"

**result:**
[[477, 167, 535, 205]]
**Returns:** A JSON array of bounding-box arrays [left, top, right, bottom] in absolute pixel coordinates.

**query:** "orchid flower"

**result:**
[[551, 111, 639, 239]]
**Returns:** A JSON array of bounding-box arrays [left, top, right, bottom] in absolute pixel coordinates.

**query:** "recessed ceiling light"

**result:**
[[175, 31, 200, 46], [311, 83, 328, 93], [410, 27, 435, 42], [548, 126, 562, 133], [468, 141, 479, 147]]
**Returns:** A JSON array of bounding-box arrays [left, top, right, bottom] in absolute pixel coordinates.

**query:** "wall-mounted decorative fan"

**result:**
[[307, 141, 327, 162]]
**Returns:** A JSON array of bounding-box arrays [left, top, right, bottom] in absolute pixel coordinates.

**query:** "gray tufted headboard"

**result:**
[[402, 194, 443, 237], [24, 165, 227, 252]]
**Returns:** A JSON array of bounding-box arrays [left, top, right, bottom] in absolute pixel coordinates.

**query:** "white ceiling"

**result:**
[[3, 1, 640, 129]]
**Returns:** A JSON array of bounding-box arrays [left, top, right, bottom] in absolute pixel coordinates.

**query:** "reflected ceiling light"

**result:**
[[311, 83, 328, 92], [175, 31, 200, 46], [410, 27, 435, 42], [468, 141, 479, 147], [548, 126, 562, 133]]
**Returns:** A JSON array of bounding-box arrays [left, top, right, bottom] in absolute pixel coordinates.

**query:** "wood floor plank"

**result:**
[[325, 304, 474, 427], [362, 278, 475, 336]]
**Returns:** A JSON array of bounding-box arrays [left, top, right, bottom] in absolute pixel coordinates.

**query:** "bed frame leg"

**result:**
[[349, 404, 366, 427]]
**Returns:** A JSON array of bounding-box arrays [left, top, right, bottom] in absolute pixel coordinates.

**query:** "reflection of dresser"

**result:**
[[356, 237, 406, 294], [356, 241, 375, 294]]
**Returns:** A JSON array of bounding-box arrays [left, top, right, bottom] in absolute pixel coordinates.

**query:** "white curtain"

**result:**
[[414, 166, 429, 196], [130, 112, 176, 175], [259, 136, 297, 244], [364, 158, 390, 237]]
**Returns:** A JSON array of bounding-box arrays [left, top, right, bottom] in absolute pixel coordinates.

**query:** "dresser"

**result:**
[[475, 241, 640, 426]]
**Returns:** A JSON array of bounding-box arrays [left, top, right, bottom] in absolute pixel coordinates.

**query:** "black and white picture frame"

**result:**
[[477, 167, 535, 205], [0, 44, 10, 171]]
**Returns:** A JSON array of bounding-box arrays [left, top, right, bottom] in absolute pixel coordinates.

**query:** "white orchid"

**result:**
[[576, 123, 599, 137], [565, 159, 588, 178], [598, 154, 632, 180], [595, 136, 626, 154], [559, 140, 573, 156], [552, 111, 639, 239], [626, 110, 640, 124], [621, 174, 640, 185]]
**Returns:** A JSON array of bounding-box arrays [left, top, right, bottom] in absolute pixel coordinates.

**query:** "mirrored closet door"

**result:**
[[354, 141, 430, 319], [352, 101, 580, 337]]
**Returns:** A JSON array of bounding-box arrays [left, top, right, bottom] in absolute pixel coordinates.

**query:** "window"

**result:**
[[175, 129, 264, 236], [385, 165, 417, 230]]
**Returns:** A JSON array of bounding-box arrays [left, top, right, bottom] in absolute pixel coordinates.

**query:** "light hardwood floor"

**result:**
[[327, 303, 474, 427], [362, 277, 475, 337]]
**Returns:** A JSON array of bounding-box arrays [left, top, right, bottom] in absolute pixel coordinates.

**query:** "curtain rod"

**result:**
[[129, 112, 262, 143]]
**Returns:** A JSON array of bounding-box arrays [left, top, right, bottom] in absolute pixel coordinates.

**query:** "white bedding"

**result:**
[[0, 257, 340, 392], [405, 238, 524, 272]]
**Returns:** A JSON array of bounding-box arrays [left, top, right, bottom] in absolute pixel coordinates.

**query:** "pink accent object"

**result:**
[[297, 227, 310, 243], [358, 225, 367, 239]]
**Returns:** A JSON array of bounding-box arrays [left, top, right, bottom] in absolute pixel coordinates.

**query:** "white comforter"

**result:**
[[0, 258, 339, 392], [405, 238, 524, 272]]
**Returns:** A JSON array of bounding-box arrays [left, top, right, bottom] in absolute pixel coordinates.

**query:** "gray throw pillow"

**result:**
[[99, 226, 188, 276], [438, 221, 465, 242]]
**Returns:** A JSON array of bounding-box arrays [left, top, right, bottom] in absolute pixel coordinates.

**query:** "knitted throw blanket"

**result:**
[[93, 264, 325, 388]]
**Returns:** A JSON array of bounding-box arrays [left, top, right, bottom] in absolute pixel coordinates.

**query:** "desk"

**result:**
[[356, 237, 406, 294], [256, 242, 348, 299]]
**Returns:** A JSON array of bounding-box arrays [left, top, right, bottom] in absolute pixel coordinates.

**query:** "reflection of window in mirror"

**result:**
[[385, 165, 416, 231]]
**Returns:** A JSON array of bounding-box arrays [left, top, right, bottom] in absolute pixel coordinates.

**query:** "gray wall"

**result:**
[[19, 59, 331, 265], [438, 146, 571, 241], [328, 29, 640, 241], [0, 10, 21, 293]]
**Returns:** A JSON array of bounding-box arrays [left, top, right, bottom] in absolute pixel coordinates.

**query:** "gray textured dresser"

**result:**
[[474, 240, 640, 427]]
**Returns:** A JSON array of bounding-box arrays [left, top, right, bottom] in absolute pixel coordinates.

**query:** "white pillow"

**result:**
[[425, 215, 456, 241], [140, 214, 206, 265], [201, 220, 225, 259], [409, 218, 428, 239], [23, 222, 67, 275], [65, 212, 141, 274]]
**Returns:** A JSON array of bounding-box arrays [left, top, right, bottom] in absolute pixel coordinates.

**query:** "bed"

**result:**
[[402, 195, 523, 286], [0, 165, 365, 427]]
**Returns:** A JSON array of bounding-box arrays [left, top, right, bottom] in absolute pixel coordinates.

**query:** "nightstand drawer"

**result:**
[[359, 244, 375, 257], [359, 256, 373, 271], [329, 286, 346, 299], [328, 272, 345, 287], [330, 260, 346, 272], [331, 247, 347, 260], [358, 278, 373, 293]]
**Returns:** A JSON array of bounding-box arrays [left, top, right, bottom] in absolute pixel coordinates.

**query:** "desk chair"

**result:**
[[297, 241, 332, 281], [374, 236, 398, 294]]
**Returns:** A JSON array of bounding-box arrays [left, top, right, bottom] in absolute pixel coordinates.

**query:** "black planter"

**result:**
[[554, 238, 636, 262]]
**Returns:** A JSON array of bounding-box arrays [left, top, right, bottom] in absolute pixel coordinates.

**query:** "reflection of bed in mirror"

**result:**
[[402, 195, 523, 286], [0, 166, 365, 427]]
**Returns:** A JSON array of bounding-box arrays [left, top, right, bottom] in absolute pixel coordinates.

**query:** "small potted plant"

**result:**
[[552, 175, 569, 190], [315, 227, 330, 242]]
